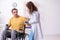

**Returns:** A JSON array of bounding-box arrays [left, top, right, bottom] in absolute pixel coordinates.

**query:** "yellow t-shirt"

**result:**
[[8, 16, 26, 32]]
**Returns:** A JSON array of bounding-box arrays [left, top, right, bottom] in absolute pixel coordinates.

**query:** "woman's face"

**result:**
[[26, 7, 32, 14], [26, 7, 29, 13]]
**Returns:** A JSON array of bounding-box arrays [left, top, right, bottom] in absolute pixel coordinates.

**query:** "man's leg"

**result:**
[[1, 30, 9, 40], [11, 30, 17, 40]]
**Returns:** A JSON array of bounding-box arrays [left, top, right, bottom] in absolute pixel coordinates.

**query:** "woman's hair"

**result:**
[[26, 1, 38, 13]]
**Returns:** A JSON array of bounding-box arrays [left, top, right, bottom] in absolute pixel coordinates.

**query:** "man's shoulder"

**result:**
[[20, 16, 27, 20], [9, 17, 14, 20], [20, 16, 25, 18]]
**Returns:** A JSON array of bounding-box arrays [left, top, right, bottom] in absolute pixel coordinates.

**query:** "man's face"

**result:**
[[12, 10, 18, 17]]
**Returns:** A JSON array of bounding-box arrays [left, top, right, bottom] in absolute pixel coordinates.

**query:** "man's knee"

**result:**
[[11, 30, 17, 39], [11, 30, 17, 36], [2, 30, 7, 35]]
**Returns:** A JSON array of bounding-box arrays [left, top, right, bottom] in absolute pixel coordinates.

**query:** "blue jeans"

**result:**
[[1, 29, 17, 40], [29, 29, 34, 40]]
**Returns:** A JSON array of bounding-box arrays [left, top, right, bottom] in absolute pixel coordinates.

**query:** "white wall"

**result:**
[[0, 0, 26, 24], [0, 0, 60, 35], [40, 0, 60, 35]]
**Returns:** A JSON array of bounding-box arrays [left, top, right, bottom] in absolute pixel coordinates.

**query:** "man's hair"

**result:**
[[11, 8, 18, 13]]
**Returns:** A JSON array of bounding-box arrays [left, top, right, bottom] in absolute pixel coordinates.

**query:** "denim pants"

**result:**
[[1, 29, 17, 40]]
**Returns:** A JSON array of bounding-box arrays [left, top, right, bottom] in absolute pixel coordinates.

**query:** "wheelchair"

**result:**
[[5, 24, 30, 40]]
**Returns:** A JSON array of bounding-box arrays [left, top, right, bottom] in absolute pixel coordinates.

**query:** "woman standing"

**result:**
[[26, 1, 43, 40]]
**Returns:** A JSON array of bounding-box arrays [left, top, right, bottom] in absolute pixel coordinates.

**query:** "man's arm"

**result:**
[[7, 19, 11, 29]]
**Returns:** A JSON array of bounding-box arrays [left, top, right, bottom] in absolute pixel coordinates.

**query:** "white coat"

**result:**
[[29, 11, 43, 40]]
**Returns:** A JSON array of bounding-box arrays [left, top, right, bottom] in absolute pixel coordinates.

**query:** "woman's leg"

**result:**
[[29, 29, 34, 40]]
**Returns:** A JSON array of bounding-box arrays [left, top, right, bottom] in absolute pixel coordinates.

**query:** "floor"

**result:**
[[43, 35, 60, 40], [0, 35, 60, 40], [0, 25, 60, 40]]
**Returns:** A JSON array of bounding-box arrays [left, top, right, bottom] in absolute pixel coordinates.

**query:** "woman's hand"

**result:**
[[27, 18, 30, 21], [25, 17, 30, 21]]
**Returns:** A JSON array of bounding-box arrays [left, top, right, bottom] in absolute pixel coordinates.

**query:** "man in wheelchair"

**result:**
[[1, 8, 27, 40]]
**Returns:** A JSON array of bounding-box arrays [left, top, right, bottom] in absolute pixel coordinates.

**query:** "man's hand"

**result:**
[[16, 29, 24, 33]]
